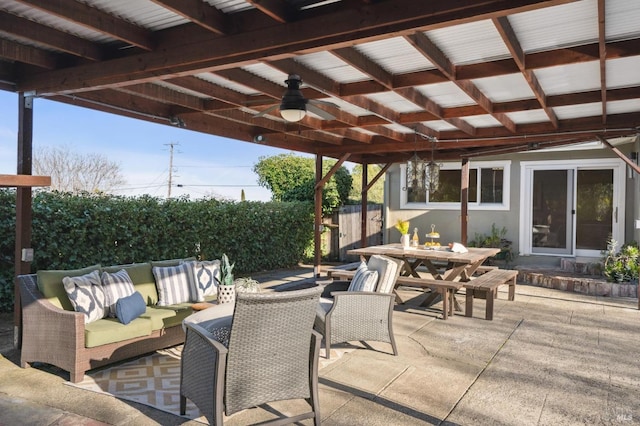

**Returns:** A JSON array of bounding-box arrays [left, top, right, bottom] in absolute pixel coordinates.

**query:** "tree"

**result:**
[[349, 164, 385, 204], [253, 153, 352, 212], [34, 145, 126, 194]]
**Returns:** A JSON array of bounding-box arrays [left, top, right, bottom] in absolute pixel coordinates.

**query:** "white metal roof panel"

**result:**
[[366, 92, 423, 113], [383, 123, 413, 134], [424, 19, 511, 65], [204, 0, 255, 14], [505, 109, 550, 124], [85, 0, 187, 29], [553, 102, 603, 120], [415, 82, 476, 108], [472, 73, 535, 102], [155, 81, 209, 99], [462, 114, 503, 128], [606, 56, 640, 88], [606, 0, 640, 41], [327, 98, 371, 117], [507, 0, 598, 53], [296, 52, 370, 83], [354, 37, 435, 74], [195, 73, 258, 95], [607, 98, 640, 114], [242, 64, 289, 86], [422, 120, 459, 132], [534, 61, 600, 95]]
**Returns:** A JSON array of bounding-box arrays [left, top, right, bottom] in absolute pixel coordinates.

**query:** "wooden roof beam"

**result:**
[[149, 0, 229, 35], [0, 10, 103, 61], [0, 39, 57, 69], [245, 0, 294, 23], [14, 0, 154, 51], [493, 16, 559, 128], [0, 175, 51, 188], [18, 0, 577, 95], [597, 0, 607, 124], [406, 31, 516, 133]]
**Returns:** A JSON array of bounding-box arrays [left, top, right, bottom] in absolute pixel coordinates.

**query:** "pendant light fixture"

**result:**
[[405, 131, 426, 193], [425, 137, 441, 193]]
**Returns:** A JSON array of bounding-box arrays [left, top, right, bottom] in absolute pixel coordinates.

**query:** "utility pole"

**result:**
[[165, 142, 179, 198]]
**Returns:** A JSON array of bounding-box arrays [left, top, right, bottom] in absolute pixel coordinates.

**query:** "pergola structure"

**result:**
[[2, 0, 640, 323]]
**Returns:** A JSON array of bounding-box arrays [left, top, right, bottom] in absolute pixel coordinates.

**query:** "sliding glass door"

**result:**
[[521, 159, 624, 257]]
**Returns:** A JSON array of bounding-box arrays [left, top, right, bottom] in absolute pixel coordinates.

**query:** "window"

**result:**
[[401, 160, 510, 210]]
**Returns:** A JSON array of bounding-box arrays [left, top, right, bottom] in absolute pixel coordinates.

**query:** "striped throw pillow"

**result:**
[[62, 270, 107, 324], [101, 269, 135, 317], [347, 261, 379, 292], [153, 263, 198, 306]]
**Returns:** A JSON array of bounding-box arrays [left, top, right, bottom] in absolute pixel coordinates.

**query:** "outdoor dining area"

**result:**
[[1, 261, 639, 425]]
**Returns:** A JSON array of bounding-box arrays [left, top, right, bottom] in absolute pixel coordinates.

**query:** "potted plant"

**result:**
[[469, 223, 513, 263], [218, 253, 236, 304], [234, 277, 261, 293], [395, 219, 410, 248], [602, 238, 639, 284]]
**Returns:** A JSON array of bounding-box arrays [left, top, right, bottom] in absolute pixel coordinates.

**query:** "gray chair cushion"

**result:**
[[367, 255, 403, 294]]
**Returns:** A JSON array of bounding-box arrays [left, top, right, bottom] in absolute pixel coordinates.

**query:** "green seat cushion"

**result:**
[[154, 303, 194, 327], [102, 263, 157, 306], [140, 307, 178, 330], [37, 265, 101, 311], [84, 317, 152, 348]]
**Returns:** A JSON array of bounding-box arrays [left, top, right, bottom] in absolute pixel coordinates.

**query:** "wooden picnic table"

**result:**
[[347, 244, 501, 316], [347, 244, 500, 282]]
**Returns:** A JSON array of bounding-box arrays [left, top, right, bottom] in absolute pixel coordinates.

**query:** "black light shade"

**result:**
[[280, 75, 307, 122]]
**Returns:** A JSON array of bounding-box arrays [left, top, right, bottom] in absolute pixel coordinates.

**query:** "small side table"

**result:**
[[191, 302, 217, 311]]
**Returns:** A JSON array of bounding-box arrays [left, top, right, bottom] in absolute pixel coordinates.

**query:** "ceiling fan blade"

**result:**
[[309, 99, 340, 109], [306, 103, 337, 120], [253, 104, 279, 118]]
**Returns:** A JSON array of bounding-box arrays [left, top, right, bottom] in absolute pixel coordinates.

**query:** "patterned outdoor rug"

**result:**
[[67, 344, 354, 422]]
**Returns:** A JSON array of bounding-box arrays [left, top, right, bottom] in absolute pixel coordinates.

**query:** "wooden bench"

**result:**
[[463, 269, 518, 320], [326, 262, 361, 278], [394, 276, 463, 320]]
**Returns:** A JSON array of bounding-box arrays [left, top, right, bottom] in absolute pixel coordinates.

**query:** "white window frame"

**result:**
[[400, 160, 511, 211]]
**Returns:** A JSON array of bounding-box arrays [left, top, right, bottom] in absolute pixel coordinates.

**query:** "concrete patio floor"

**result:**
[[1, 266, 639, 425]]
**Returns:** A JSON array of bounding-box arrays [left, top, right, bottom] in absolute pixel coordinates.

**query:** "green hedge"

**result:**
[[0, 190, 314, 312]]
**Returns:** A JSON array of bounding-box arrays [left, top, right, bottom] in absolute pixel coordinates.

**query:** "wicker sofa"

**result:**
[[18, 259, 213, 383]]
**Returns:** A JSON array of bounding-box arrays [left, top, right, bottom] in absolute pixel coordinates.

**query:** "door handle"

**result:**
[[614, 207, 618, 223]]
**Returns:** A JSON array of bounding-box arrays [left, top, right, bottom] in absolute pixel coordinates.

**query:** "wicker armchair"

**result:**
[[180, 285, 323, 425], [315, 255, 404, 359]]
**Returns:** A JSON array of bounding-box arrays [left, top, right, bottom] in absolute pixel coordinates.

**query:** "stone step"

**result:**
[[517, 268, 637, 298], [559, 257, 603, 276]]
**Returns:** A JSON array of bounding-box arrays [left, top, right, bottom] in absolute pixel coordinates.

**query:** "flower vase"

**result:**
[[217, 284, 236, 304], [400, 234, 410, 248]]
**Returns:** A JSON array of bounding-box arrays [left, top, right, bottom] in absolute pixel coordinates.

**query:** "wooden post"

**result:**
[[14, 93, 33, 349], [314, 155, 323, 278], [460, 158, 469, 245], [360, 163, 368, 247]]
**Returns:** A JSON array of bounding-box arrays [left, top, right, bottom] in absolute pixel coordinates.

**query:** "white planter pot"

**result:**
[[217, 285, 236, 304]]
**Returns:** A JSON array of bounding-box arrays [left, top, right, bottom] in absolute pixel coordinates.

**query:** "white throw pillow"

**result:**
[[62, 270, 107, 324], [194, 260, 221, 300], [153, 263, 198, 306], [347, 261, 379, 292], [101, 269, 135, 317]]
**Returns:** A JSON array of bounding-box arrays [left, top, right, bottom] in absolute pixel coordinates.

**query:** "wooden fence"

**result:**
[[322, 204, 383, 262]]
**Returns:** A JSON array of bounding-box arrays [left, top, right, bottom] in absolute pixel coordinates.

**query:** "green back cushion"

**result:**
[[37, 264, 101, 311], [150, 257, 196, 268], [102, 263, 157, 306]]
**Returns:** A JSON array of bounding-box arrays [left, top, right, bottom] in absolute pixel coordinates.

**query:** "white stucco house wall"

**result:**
[[383, 136, 640, 264]]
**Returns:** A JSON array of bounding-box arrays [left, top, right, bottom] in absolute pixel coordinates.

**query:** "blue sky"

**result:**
[[0, 90, 302, 201]]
